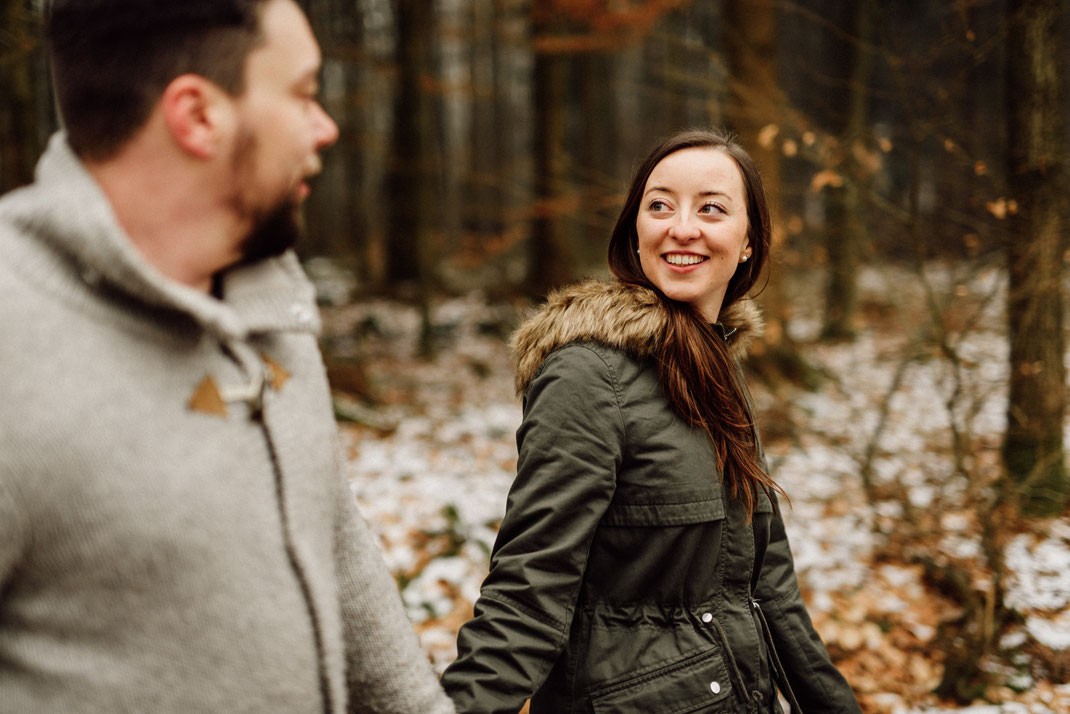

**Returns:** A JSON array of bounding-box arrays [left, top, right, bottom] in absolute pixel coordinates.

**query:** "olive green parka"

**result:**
[[442, 281, 861, 714]]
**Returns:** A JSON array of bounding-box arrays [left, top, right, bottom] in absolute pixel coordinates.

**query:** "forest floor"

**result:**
[[317, 262, 1070, 714]]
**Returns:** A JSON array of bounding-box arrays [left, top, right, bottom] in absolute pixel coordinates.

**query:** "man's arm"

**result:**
[[0, 474, 27, 594], [333, 478, 456, 714]]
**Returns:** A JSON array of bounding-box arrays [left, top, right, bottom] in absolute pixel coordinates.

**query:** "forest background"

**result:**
[[2, 0, 1069, 711]]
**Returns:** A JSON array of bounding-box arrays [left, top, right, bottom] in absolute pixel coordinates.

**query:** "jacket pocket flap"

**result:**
[[589, 647, 733, 714], [601, 498, 725, 527]]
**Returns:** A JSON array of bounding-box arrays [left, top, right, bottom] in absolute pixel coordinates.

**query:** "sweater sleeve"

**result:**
[[334, 478, 457, 714], [441, 345, 625, 714], [754, 504, 862, 714], [0, 474, 27, 594]]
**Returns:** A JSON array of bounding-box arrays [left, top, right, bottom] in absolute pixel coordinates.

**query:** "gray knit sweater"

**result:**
[[0, 134, 455, 714]]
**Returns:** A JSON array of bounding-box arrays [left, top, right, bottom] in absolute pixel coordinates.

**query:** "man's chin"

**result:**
[[237, 196, 303, 266]]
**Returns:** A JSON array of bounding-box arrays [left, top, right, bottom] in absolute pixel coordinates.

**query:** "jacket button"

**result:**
[[710, 681, 721, 694], [701, 612, 713, 623], [290, 303, 314, 324]]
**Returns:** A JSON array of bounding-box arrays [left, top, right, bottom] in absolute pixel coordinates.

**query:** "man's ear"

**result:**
[[160, 75, 233, 159]]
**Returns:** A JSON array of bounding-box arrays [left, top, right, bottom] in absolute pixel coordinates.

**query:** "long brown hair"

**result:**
[[608, 128, 784, 517]]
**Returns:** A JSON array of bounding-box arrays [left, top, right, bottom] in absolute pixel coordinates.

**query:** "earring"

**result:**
[[741, 255, 749, 262], [636, 248, 640, 254]]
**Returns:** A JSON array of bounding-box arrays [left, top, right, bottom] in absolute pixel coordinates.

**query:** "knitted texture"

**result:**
[[0, 134, 454, 714]]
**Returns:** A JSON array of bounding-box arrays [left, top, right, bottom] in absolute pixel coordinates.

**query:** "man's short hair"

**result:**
[[46, 0, 270, 161]]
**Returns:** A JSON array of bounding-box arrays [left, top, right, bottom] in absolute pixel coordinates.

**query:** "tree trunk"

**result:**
[[527, 19, 572, 298], [575, 50, 617, 268], [352, 0, 397, 286], [723, 0, 781, 237], [386, 0, 437, 355], [1002, 0, 1068, 516], [820, 0, 875, 341], [0, 0, 41, 194], [387, 0, 432, 285], [724, 0, 820, 388], [465, 0, 506, 253]]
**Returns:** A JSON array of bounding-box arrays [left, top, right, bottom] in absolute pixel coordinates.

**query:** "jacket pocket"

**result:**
[[600, 496, 725, 527], [587, 647, 736, 714], [586, 496, 726, 603]]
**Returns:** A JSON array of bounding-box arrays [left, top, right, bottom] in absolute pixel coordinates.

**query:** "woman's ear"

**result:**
[[740, 242, 752, 263], [160, 74, 233, 160]]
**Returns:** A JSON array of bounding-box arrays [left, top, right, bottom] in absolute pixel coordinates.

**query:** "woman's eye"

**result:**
[[700, 202, 726, 215], [649, 199, 670, 212]]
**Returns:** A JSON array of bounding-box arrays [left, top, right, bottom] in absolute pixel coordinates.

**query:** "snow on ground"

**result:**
[[322, 266, 1070, 713]]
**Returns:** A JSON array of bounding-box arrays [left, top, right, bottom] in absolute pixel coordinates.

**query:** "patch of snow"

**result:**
[[938, 533, 982, 560], [999, 630, 1028, 650], [403, 557, 470, 623], [1004, 533, 1070, 612], [1026, 613, 1070, 651]]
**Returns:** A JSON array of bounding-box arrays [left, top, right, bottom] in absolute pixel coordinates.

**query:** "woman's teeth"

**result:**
[[665, 254, 707, 266]]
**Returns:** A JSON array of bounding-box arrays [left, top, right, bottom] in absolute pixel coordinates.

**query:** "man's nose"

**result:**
[[313, 102, 339, 148]]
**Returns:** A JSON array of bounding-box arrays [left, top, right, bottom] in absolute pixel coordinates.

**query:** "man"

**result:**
[[0, 1, 455, 712]]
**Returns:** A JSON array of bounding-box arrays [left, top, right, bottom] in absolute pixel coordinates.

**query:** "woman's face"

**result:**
[[636, 147, 752, 322]]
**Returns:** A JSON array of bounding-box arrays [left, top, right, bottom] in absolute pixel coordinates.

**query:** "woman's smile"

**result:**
[[663, 252, 709, 268]]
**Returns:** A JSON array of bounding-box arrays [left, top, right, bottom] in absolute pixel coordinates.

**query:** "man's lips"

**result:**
[[298, 156, 323, 200]]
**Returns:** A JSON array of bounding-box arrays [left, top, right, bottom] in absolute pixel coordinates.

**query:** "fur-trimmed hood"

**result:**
[[510, 280, 764, 395]]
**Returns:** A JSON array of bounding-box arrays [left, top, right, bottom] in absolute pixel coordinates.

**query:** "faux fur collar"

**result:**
[[510, 280, 764, 395]]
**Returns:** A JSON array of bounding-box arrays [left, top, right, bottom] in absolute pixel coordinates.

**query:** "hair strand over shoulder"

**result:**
[[608, 128, 786, 519]]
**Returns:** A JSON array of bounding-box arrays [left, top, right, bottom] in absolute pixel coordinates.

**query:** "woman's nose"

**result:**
[[668, 216, 700, 241]]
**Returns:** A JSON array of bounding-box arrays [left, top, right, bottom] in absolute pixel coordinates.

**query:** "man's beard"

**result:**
[[229, 129, 305, 267], [238, 193, 303, 265]]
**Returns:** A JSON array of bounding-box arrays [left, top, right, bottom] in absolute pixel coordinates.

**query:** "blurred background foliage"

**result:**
[[2, 1, 1069, 700], [1, 0, 1066, 508], [1, 1, 1065, 297], [3, 0, 1068, 507]]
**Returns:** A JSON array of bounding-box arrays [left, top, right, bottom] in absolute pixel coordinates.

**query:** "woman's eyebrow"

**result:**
[[644, 186, 734, 202], [698, 190, 734, 202]]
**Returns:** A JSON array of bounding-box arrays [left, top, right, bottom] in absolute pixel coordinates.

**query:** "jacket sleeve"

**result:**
[[334, 477, 457, 714], [754, 502, 862, 714], [441, 345, 625, 714]]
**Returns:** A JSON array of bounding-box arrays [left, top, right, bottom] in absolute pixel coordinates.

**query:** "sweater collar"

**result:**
[[11, 133, 319, 342], [510, 279, 764, 395]]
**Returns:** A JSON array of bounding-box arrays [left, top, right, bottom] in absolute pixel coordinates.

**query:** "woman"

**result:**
[[441, 129, 861, 713]]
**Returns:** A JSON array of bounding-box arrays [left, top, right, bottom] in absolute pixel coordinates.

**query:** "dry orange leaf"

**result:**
[[811, 169, 844, 192]]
